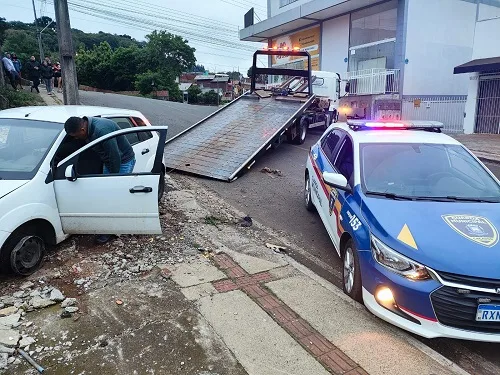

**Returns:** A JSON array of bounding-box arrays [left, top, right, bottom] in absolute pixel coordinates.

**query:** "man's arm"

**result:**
[[102, 137, 122, 173]]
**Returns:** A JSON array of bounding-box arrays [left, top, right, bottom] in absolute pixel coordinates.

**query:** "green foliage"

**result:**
[[192, 64, 206, 73], [187, 85, 202, 103], [3, 29, 39, 63], [0, 87, 45, 110], [135, 71, 181, 102], [75, 42, 114, 89], [201, 90, 219, 105], [226, 71, 241, 80]]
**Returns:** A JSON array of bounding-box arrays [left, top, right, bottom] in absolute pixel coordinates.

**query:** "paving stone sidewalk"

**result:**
[[453, 134, 500, 164]]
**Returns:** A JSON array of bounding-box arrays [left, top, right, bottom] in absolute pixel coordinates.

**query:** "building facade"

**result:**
[[240, 0, 500, 134]]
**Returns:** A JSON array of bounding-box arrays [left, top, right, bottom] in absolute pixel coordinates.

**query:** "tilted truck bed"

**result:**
[[164, 92, 315, 181]]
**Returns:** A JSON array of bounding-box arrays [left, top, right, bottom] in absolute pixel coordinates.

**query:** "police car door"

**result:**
[[329, 133, 355, 247]]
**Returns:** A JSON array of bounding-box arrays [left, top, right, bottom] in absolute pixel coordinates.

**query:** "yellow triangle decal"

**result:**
[[397, 224, 418, 250]]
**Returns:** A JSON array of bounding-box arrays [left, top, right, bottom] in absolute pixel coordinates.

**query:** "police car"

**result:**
[[304, 119, 500, 342]]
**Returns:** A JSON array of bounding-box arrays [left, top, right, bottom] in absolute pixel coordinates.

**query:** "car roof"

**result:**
[[0, 105, 145, 123], [332, 122, 461, 146]]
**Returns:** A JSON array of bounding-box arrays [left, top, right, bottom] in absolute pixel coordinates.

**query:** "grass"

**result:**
[[0, 86, 46, 110]]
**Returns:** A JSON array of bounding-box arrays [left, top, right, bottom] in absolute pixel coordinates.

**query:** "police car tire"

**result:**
[[304, 172, 315, 212], [342, 239, 362, 302]]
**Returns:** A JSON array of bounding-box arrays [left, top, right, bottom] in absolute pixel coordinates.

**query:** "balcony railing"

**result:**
[[347, 68, 400, 95]]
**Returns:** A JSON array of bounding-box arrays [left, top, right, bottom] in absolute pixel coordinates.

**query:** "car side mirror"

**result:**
[[65, 165, 77, 182], [323, 172, 351, 193]]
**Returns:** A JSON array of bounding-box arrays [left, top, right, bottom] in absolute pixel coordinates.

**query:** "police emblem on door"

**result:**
[[328, 189, 337, 216], [442, 214, 499, 247]]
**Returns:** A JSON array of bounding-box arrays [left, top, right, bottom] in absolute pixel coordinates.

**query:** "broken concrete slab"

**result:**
[[198, 290, 329, 375], [0, 314, 20, 329], [181, 283, 217, 301], [0, 328, 20, 347], [61, 298, 77, 308], [49, 288, 65, 302], [167, 190, 210, 220], [30, 296, 56, 309], [224, 249, 285, 275], [0, 353, 7, 369], [0, 306, 17, 317], [167, 258, 226, 288], [0, 344, 14, 355]]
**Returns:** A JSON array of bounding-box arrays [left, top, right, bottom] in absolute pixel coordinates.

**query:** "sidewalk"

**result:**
[[38, 86, 64, 106], [453, 134, 500, 164], [0, 174, 468, 374]]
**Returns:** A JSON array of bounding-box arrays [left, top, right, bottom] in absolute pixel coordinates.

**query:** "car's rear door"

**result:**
[[53, 127, 167, 234]]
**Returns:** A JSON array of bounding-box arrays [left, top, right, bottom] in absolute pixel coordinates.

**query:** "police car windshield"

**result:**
[[360, 143, 500, 201]]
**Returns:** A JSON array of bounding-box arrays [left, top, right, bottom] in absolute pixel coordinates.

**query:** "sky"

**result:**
[[3, 0, 268, 75]]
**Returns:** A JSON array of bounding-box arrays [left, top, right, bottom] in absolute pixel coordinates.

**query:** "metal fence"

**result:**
[[347, 69, 400, 95], [475, 77, 500, 134], [402, 95, 466, 133]]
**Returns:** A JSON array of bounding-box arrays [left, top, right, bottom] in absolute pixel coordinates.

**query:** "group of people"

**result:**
[[2, 53, 62, 95]]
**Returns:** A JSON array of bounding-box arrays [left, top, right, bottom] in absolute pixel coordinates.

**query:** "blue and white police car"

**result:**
[[304, 119, 500, 342]]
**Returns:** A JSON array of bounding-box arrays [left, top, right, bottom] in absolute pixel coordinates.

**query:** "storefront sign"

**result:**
[[271, 26, 321, 70]]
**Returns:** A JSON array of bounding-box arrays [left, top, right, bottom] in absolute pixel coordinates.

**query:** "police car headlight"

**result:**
[[371, 236, 431, 281]]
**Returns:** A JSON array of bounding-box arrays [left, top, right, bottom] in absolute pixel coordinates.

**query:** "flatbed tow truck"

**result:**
[[164, 49, 332, 182]]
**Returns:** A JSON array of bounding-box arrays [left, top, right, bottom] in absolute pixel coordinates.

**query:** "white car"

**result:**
[[0, 105, 167, 276], [305, 119, 500, 342]]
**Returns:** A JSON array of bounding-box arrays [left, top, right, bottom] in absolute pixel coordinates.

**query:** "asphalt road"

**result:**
[[81, 91, 500, 375]]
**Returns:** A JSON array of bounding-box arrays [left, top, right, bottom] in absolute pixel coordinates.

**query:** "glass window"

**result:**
[[0, 119, 62, 180], [334, 137, 354, 186], [350, 5, 397, 47], [360, 143, 500, 200], [109, 117, 141, 145], [132, 117, 153, 142], [321, 130, 342, 163]]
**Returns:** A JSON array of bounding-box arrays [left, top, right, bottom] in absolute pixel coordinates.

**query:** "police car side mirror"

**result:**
[[323, 172, 351, 193]]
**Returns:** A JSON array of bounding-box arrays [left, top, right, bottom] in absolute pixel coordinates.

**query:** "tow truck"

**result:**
[[163, 48, 337, 182]]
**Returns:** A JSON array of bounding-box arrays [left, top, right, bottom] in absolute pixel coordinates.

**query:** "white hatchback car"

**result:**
[[0, 105, 167, 276]]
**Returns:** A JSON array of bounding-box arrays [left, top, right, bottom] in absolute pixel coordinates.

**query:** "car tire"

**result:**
[[292, 117, 308, 145], [0, 230, 45, 276], [304, 172, 315, 212], [342, 238, 362, 302], [158, 167, 166, 202]]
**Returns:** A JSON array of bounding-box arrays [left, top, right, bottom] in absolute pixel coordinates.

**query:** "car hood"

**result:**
[[361, 197, 500, 279], [0, 180, 29, 199]]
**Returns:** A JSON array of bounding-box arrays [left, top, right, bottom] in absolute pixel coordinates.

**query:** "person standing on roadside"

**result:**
[[11, 54, 22, 77], [26, 56, 41, 93], [40, 60, 54, 95], [64, 116, 136, 244], [1, 53, 21, 90], [53, 62, 62, 93]]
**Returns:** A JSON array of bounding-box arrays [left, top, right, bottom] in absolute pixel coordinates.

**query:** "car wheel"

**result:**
[[304, 172, 315, 212], [158, 167, 166, 202], [342, 238, 362, 302], [293, 118, 308, 145], [1, 233, 45, 276]]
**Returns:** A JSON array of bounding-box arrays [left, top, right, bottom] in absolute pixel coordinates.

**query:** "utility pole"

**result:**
[[31, 0, 43, 62], [54, 0, 80, 105]]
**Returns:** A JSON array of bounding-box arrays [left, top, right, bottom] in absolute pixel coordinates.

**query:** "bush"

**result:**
[[201, 90, 218, 105], [0, 87, 45, 109], [187, 85, 201, 104]]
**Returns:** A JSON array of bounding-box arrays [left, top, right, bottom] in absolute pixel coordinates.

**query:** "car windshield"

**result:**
[[360, 143, 500, 202], [0, 119, 63, 180]]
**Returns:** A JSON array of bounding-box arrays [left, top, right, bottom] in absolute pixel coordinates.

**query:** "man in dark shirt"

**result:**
[[64, 116, 136, 243]]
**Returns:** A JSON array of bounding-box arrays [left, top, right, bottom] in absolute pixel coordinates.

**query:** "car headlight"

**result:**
[[371, 235, 432, 281]]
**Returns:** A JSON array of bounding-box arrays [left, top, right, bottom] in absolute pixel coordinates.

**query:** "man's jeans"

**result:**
[[103, 158, 136, 175], [96, 158, 136, 244], [44, 78, 53, 93]]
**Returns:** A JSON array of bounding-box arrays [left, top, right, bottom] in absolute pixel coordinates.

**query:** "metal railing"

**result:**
[[347, 69, 400, 95], [402, 95, 466, 133]]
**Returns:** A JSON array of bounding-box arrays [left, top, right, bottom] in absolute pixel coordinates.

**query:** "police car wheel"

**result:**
[[304, 172, 315, 212], [342, 239, 362, 302]]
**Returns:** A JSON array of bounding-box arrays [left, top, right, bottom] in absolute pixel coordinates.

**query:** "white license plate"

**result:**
[[476, 304, 500, 321]]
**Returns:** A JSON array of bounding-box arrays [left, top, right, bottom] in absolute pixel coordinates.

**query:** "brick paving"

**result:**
[[211, 253, 369, 375], [453, 134, 500, 163]]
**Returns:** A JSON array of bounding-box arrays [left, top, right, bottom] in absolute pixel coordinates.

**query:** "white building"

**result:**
[[240, 0, 500, 134]]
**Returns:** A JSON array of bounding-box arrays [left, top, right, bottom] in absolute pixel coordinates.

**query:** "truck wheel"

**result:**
[[293, 118, 308, 145], [0, 230, 45, 276]]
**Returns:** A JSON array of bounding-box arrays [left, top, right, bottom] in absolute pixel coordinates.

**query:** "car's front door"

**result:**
[[52, 127, 167, 235]]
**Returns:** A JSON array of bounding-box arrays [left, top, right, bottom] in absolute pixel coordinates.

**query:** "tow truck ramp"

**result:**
[[164, 49, 315, 182]]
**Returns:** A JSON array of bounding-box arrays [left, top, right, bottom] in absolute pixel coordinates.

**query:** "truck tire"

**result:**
[[293, 117, 308, 145]]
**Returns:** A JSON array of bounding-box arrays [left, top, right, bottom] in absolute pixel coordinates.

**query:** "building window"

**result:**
[[348, 1, 397, 72], [280, 0, 299, 8]]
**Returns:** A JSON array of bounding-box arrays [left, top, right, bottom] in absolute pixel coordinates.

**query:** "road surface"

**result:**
[[81, 91, 500, 375]]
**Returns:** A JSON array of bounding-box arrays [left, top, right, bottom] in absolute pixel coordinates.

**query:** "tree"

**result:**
[[226, 71, 241, 80], [3, 29, 39, 64], [187, 84, 202, 103], [201, 90, 218, 105], [143, 30, 196, 77], [135, 70, 182, 102], [110, 45, 142, 91], [75, 42, 113, 89], [192, 64, 205, 73], [0, 18, 8, 45], [247, 66, 267, 84]]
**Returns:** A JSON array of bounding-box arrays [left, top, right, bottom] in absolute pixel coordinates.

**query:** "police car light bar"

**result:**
[[347, 120, 444, 132]]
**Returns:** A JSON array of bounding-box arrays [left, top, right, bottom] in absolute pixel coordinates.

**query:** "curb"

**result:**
[[478, 156, 500, 166]]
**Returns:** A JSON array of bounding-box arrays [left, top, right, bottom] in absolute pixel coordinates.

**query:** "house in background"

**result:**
[[194, 73, 231, 97], [240, 0, 500, 134]]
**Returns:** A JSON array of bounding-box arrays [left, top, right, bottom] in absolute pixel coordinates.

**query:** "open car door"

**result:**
[[52, 127, 167, 235]]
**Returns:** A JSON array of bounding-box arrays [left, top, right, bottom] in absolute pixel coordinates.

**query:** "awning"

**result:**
[[454, 57, 500, 74]]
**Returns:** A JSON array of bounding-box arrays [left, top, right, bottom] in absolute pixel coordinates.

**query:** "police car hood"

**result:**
[[361, 197, 500, 279]]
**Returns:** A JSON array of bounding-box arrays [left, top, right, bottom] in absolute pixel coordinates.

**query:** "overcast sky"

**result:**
[[3, 0, 268, 75]]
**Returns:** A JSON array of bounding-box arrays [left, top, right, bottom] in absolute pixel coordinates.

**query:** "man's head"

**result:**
[[30, 56, 35, 62], [65, 117, 88, 140], [5, 53, 11, 59]]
